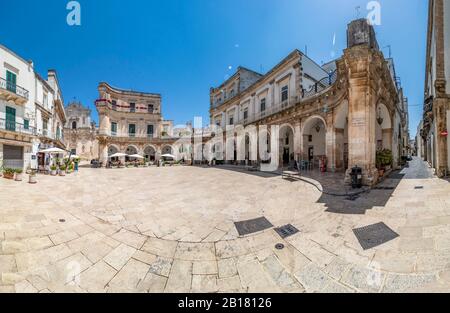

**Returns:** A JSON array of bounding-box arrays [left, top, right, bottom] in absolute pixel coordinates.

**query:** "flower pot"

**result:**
[[59, 171, 66, 176], [29, 175, 37, 184], [3, 172, 14, 180], [15, 173, 23, 181], [51, 170, 57, 176]]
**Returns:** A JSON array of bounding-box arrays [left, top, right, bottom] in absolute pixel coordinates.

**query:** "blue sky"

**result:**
[[0, 0, 427, 136]]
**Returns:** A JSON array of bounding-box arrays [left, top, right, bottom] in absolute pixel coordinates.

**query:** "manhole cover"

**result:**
[[274, 224, 299, 239], [275, 243, 285, 250], [234, 217, 273, 236], [353, 222, 399, 250], [59, 219, 66, 223]]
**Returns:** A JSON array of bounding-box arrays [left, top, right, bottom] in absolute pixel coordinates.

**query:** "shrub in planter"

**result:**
[[59, 165, 67, 176], [50, 165, 58, 176], [3, 168, 15, 179], [14, 169, 23, 181], [376, 149, 393, 169]]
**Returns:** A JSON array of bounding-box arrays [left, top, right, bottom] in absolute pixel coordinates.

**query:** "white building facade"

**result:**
[[0, 44, 66, 171]]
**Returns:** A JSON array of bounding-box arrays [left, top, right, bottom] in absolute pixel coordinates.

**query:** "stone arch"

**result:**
[[108, 145, 119, 156], [302, 115, 327, 168], [144, 145, 156, 162], [161, 145, 173, 155], [279, 123, 295, 166], [375, 102, 393, 152]]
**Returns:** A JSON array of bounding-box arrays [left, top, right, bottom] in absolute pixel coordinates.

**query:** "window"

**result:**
[[72, 121, 77, 129], [6, 70, 17, 93], [260, 98, 266, 112], [147, 124, 154, 137], [43, 93, 48, 107], [24, 119, 29, 130], [130, 103, 136, 113], [148, 104, 154, 113], [71, 149, 77, 155], [112, 100, 117, 110], [281, 86, 289, 102], [308, 135, 312, 142], [229, 117, 234, 125], [43, 120, 48, 136], [111, 122, 117, 136], [243, 109, 248, 121], [230, 89, 235, 98], [129, 124, 136, 137]]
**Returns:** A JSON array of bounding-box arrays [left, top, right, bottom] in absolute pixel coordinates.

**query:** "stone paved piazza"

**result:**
[[1, 158, 450, 293]]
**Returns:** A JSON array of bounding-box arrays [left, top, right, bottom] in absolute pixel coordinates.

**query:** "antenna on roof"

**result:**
[[305, 45, 308, 56], [355, 6, 361, 18]]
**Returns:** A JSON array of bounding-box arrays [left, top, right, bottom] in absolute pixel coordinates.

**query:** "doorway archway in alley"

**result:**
[[302, 116, 327, 169], [279, 124, 295, 166]]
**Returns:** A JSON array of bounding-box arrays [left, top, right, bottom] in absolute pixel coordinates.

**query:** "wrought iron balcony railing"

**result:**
[[0, 77, 29, 100], [0, 118, 36, 135], [302, 70, 337, 99]]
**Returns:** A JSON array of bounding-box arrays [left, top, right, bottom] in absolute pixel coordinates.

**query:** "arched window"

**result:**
[[72, 121, 77, 129]]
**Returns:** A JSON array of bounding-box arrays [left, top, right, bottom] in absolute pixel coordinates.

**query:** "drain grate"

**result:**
[[59, 219, 66, 223], [374, 186, 395, 190], [353, 222, 399, 250], [234, 217, 273, 236], [274, 224, 299, 239], [414, 186, 424, 189]]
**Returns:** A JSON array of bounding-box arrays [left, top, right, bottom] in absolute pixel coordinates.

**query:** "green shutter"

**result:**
[[5, 106, 16, 131], [6, 71, 17, 93], [24, 119, 29, 130]]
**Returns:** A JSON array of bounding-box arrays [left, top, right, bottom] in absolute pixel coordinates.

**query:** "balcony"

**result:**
[[0, 118, 36, 136], [238, 96, 298, 125], [0, 77, 29, 105]]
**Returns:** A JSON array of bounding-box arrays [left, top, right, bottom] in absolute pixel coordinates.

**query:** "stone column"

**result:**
[[344, 47, 379, 185], [98, 138, 108, 165], [294, 122, 302, 161]]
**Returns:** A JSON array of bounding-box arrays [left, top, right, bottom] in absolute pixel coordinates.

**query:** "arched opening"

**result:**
[[108, 145, 119, 161], [258, 129, 271, 164], [162, 145, 173, 155], [302, 116, 327, 169], [144, 146, 156, 162], [72, 121, 77, 129], [279, 124, 294, 166], [375, 103, 393, 170], [125, 145, 138, 161], [335, 101, 349, 171]]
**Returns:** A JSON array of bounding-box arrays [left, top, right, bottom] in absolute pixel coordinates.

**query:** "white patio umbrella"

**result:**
[[128, 154, 144, 159], [39, 147, 66, 154], [64, 155, 80, 159], [161, 154, 176, 159], [109, 153, 127, 158]]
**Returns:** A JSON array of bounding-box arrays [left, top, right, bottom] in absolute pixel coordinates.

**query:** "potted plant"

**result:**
[[50, 165, 58, 176], [376, 149, 393, 177], [14, 168, 23, 181], [3, 168, 15, 180], [29, 169, 37, 184], [59, 164, 67, 176]]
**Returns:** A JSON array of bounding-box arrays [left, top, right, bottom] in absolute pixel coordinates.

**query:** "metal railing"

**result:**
[[302, 70, 337, 99], [0, 77, 29, 100], [0, 118, 36, 135], [236, 96, 298, 125]]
